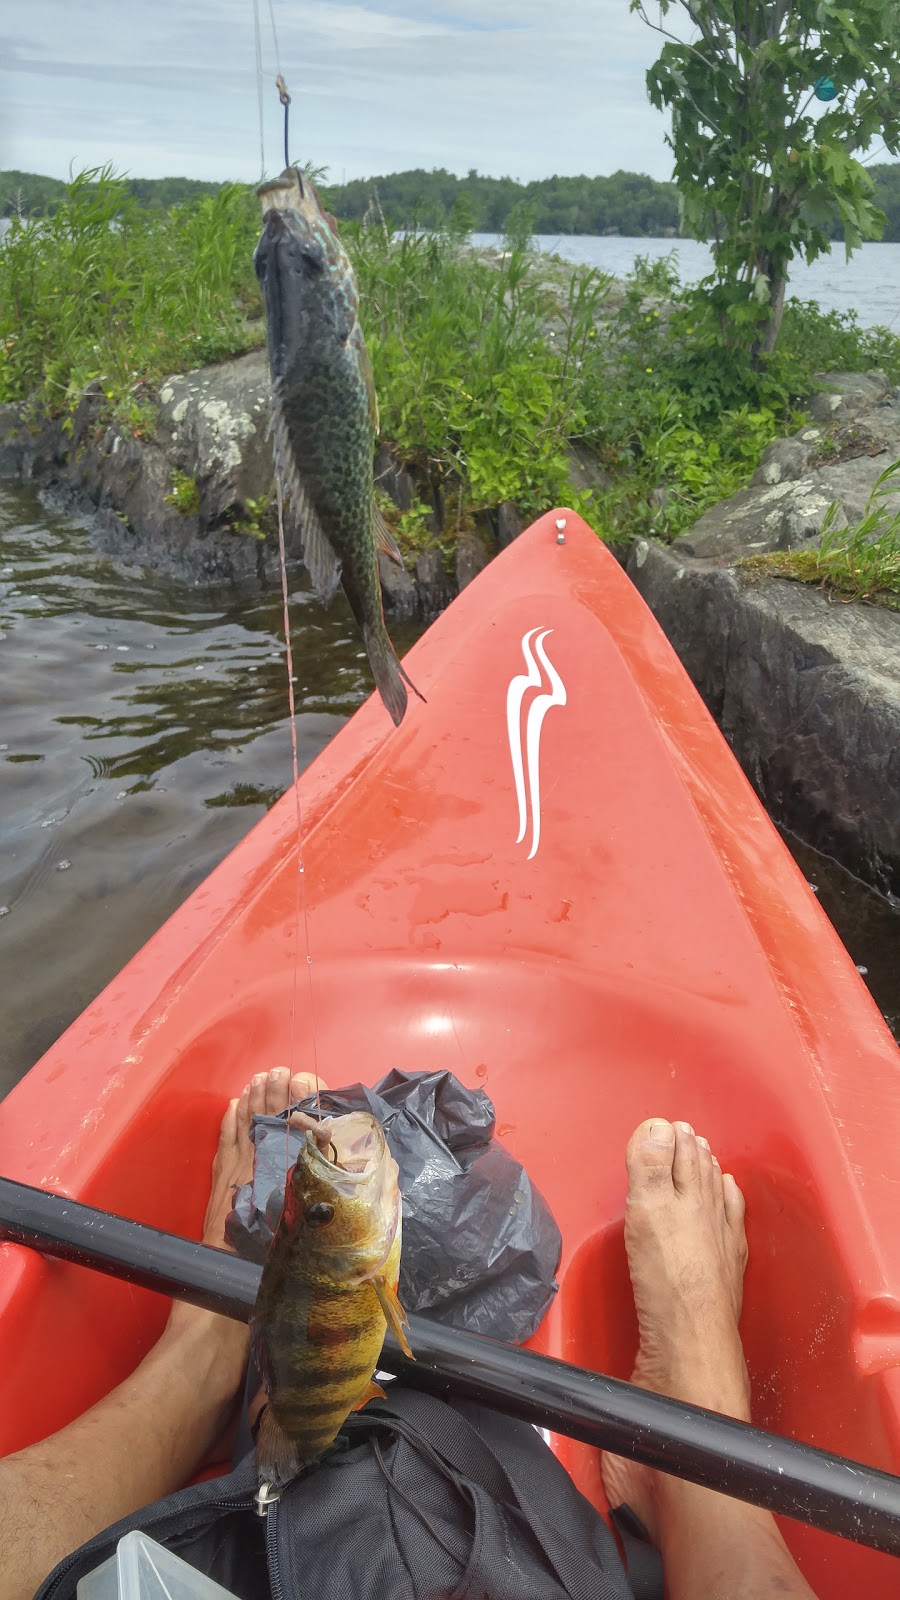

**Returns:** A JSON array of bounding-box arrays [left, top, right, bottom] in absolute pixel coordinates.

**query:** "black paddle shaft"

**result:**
[[2, 1174, 900, 1558]]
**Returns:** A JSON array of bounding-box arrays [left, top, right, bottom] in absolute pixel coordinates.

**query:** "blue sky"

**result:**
[[1, 0, 677, 183]]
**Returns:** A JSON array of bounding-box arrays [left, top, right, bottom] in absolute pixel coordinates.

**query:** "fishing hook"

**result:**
[[276, 74, 291, 170]]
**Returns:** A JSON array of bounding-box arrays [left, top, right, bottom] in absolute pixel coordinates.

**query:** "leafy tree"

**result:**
[[631, 0, 900, 355]]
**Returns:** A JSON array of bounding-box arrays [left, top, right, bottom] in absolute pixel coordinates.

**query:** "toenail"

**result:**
[[674, 1121, 694, 1135], [647, 1120, 675, 1145], [268, 1067, 286, 1081], [697, 1135, 710, 1150], [252, 1074, 266, 1086]]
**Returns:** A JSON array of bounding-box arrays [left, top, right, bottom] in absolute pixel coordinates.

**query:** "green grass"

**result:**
[[3, 168, 900, 561], [0, 166, 262, 426], [741, 461, 900, 610]]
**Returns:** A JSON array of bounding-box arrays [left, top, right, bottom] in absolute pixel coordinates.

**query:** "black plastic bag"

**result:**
[[226, 1068, 561, 1343]]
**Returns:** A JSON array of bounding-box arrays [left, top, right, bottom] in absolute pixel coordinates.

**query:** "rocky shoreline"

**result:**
[[2, 360, 898, 899], [627, 371, 900, 898]]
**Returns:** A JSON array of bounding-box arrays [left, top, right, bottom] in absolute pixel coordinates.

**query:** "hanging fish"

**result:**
[[254, 167, 423, 727], [252, 1111, 413, 1486]]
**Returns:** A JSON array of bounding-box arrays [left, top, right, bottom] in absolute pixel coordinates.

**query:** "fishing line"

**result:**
[[252, 0, 266, 180], [275, 475, 323, 1116]]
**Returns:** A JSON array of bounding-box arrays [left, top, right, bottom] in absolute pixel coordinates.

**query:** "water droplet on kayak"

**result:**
[[475, 1063, 488, 1079], [857, 964, 869, 976], [496, 1122, 515, 1138], [56, 859, 71, 871], [808, 883, 819, 894]]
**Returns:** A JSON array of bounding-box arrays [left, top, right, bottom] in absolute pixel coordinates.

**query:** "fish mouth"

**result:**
[[257, 166, 305, 213], [299, 1113, 401, 1282], [306, 1112, 388, 1194]]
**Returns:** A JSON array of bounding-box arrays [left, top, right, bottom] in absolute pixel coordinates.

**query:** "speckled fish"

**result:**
[[254, 167, 422, 726], [252, 1111, 413, 1487]]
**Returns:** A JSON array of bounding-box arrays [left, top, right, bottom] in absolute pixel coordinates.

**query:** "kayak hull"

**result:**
[[1, 511, 898, 1595]]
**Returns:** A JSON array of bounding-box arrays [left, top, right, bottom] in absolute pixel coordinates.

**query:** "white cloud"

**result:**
[[2, 0, 674, 183]]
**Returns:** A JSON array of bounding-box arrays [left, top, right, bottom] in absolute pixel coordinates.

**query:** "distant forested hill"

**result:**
[[325, 168, 682, 236], [3, 164, 899, 241], [0, 171, 227, 216]]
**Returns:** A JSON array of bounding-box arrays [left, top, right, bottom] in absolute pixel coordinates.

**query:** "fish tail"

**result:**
[[364, 623, 415, 727], [256, 1405, 306, 1488]]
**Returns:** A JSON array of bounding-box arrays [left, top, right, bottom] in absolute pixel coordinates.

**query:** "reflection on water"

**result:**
[[1, 487, 897, 1094], [0, 485, 418, 1092]]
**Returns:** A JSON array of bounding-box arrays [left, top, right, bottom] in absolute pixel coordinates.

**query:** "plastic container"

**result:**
[[76, 1532, 239, 1600]]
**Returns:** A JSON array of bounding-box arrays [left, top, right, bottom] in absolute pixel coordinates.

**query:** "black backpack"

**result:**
[[36, 1388, 661, 1600]]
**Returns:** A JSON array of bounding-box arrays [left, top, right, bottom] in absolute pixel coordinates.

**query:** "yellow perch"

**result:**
[[252, 1110, 412, 1486]]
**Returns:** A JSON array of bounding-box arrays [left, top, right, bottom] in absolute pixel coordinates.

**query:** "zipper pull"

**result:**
[[255, 1481, 282, 1518]]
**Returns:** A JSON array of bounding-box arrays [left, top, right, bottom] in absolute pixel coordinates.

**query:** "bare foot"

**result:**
[[165, 1070, 327, 1403], [601, 1119, 749, 1540], [201, 1068, 326, 1247]]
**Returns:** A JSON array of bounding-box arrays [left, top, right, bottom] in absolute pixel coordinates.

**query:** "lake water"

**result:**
[[0, 484, 418, 1094], [3, 214, 898, 330], [474, 235, 900, 331], [1, 484, 897, 1095]]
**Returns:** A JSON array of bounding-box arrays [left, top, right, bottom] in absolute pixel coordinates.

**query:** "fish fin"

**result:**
[[373, 501, 405, 566], [362, 625, 408, 727], [256, 1405, 303, 1489], [299, 496, 342, 603], [356, 332, 380, 435], [268, 394, 342, 602], [352, 1378, 387, 1411], [374, 1275, 415, 1360]]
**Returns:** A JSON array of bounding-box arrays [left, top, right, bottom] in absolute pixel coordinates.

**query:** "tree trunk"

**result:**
[[754, 271, 788, 359]]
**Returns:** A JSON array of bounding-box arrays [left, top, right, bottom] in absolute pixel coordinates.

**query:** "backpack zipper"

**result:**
[[264, 1493, 287, 1600]]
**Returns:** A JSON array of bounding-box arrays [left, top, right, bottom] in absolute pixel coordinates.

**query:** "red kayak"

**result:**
[[1, 510, 898, 1594]]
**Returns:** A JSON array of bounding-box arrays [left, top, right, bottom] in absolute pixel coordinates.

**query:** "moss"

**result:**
[[164, 469, 201, 516]]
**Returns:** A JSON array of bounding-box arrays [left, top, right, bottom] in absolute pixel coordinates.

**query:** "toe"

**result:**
[[625, 1119, 677, 1193], [265, 1066, 292, 1115], [723, 1172, 746, 1231], [247, 1072, 268, 1120], [709, 1149, 725, 1211], [218, 1095, 239, 1151], [291, 1071, 324, 1104], [671, 1121, 699, 1194], [695, 1134, 716, 1193]]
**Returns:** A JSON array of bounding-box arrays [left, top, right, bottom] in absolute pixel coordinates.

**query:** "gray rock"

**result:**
[[497, 501, 523, 547], [0, 404, 27, 477], [807, 370, 894, 425], [627, 540, 900, 896], [374, 444, 416, 513], [456, 530, 491, 591], [155, 352, 274, 524], [378, 550, 419, 623], [414, 548, 456, 622], [566, 441, 613, 496], [751, 436, 816, 487], [678, 448, 900, 563]]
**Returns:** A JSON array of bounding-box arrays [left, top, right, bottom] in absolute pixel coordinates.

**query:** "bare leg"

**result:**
[[603, 1119, 818, 1600], [0, 1068, 322, 1600]]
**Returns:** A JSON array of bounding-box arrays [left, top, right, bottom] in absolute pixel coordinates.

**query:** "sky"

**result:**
[[1, 0, 679, 185]]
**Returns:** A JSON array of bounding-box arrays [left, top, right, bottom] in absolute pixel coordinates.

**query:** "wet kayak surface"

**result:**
[[1, 485, 897, 1093]]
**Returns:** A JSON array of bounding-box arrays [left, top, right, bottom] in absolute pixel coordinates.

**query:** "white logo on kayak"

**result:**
[[506, 628, 567, 861]]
